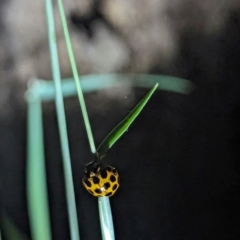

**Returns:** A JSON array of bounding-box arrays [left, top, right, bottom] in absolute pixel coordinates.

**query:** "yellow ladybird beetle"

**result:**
[[82, 160, 120, 197]]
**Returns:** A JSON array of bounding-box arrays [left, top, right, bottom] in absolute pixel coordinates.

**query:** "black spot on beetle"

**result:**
[[110, 175, 116, 182], [94, 189, 102, 194], [93, 176, 100, 184], [101, 169, 107, 179], [104, 182, 110, 189], [112, 184, 118, 191], [105, 192, 112, 196], [84, 180, 91, 187]]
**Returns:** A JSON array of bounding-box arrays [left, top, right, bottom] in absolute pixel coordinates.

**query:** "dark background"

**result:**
[[1, 3, 240, 240]]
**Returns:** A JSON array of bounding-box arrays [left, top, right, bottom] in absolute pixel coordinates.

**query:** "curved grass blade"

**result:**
[[28, 74, 193, 101], [97, 83, 158, 157]]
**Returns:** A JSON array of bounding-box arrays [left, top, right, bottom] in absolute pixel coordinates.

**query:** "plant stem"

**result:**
[[27, 93, 52, 240], [45, 0, 80, 239], [57, 0, 96, 154], [98, 197, 115, 240]]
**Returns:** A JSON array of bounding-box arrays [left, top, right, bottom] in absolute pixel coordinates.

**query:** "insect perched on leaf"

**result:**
[[82, 154, 120, 197], [82, 83, 159, 197]]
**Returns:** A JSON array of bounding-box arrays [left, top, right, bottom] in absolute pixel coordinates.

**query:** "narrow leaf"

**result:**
[[97, 83, 158, 157], [45, 0, 81, 239], [27, 98, 52, 240]]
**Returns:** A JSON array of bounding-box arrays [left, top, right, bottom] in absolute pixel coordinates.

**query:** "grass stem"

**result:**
[[45, 0, 80, 239], [57, 0, 96, 154], [27, 94, 52, 240]]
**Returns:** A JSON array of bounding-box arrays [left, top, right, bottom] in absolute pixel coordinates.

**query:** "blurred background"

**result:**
[[0, 0, 240, 239]]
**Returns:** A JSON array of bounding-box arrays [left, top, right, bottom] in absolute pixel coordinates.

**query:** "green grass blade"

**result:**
[[57, 0, 96, 154], [97, 83, 158, 157], [45, 0, 80, 239], [98, 197, 115, 240], [25, 74, 193, 102], [27, 95, 52, 240]]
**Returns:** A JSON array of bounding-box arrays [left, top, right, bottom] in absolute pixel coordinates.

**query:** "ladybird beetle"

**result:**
[[82, 161, 120, 197]]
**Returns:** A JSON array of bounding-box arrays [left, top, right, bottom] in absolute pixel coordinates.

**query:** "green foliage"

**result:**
[[97, 83, 159, 158], [27, 98, 52, 240], [23, 0, 194, 240]]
